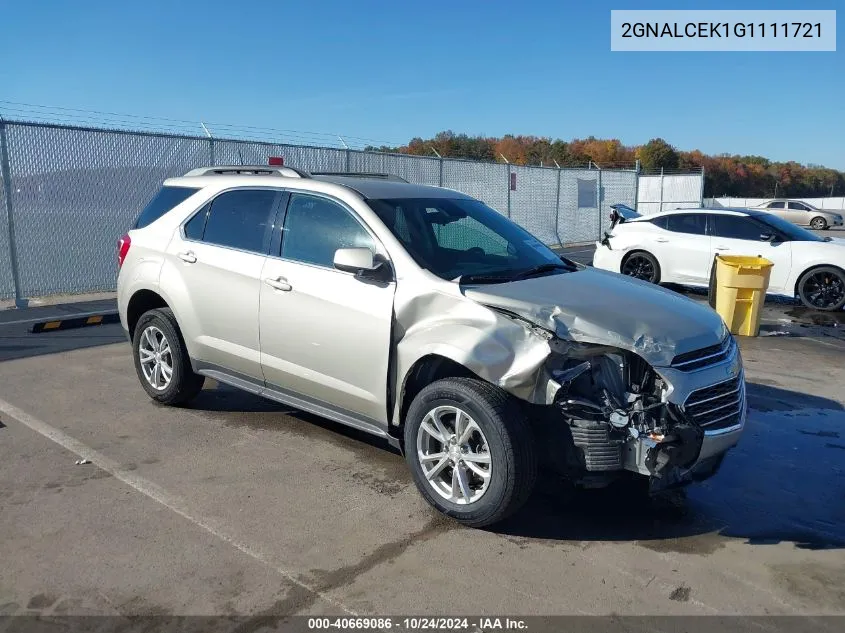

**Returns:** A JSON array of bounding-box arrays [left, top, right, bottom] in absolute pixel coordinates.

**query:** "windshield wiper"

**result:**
[[456, 261, 577, 284], [511, 262, 577, 280], [455, 271, 514, 284]]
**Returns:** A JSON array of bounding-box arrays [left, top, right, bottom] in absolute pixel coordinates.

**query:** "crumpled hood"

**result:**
[[463, 267, 726, 366]]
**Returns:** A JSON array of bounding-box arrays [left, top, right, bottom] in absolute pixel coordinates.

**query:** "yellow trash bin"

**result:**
[[714, 255, 774, 337]]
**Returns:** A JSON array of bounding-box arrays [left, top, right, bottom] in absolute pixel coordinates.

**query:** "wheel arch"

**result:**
[[392, 354, 481, 444], [127, 289, 170, 338]]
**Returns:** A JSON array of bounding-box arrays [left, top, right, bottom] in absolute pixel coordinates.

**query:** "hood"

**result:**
[[463, 267, 726, 366]]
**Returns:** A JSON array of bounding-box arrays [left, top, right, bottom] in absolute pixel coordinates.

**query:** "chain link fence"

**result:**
[[0, 120, 652, 303]]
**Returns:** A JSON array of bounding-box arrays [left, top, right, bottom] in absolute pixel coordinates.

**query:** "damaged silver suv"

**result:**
[[118, 166, 746, 527]]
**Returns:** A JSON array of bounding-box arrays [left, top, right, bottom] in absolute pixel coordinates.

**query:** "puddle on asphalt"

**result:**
[[784, 307, 845, 327]]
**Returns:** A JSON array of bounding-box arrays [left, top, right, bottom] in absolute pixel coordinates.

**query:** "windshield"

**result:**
[[754, 212, 826, 242], [367, 197, 574, 282]]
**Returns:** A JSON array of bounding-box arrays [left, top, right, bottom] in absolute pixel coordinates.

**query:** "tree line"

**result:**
[[366, 132, 844, 199]]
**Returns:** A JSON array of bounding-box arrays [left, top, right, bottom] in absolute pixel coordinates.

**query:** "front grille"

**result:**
[[671, 336, 735, 372], [683, 373, 745, 431]]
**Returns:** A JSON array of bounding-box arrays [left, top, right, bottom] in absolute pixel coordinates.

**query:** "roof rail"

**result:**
[[310, 171, 409, 183], [182, 165, 311, 178]]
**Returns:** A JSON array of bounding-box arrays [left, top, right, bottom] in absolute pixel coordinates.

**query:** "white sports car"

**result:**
[[592, 205, 845, 311]]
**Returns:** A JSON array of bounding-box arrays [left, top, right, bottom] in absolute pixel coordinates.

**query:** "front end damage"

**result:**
[[393, 269, 745, 492], [539, 340, 713, 490]]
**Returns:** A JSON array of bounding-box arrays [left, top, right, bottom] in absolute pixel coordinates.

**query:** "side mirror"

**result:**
[[333, 247, 378, 274], [759, 233, 776, 242]]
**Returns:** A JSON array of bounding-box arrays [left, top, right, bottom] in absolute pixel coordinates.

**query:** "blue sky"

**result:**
[[1, 0, 842, 168]]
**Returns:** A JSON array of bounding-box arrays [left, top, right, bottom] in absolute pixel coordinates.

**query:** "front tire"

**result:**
[[404, 378, 537, 528], [810, 217, 828, 230], [621, 251, 661, 283], [797, 266, 845, 311], [133, 308, 205, 405]]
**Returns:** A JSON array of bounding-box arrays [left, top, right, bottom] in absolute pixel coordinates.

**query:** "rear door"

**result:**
[[651, 213, 712, 284], [763, 201, 788, 221], [709, 214, 792, 292], [163, 188, 282, 380], [786, 201, 810, 225]]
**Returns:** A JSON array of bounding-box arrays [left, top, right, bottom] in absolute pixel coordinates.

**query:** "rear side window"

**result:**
[[767, 201, 785, 209], [665, 214, 707, 235], [201, 189, 280, 254], [184, 203, 210, 240], [134, 186, 198, 229]]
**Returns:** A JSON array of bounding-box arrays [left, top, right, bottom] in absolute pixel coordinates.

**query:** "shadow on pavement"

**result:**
[[189, 379, 845, 550], [0, 325, 127, 362], [495, 382, 845, 550]]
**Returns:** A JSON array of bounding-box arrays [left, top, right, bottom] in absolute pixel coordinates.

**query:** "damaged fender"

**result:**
[[391, 288, 559, 426]]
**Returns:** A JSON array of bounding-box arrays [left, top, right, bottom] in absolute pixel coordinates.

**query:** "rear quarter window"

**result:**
[[134, 186, 199, 229]]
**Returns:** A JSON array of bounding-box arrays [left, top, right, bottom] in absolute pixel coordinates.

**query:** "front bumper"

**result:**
[[625, 344, 747, 484]]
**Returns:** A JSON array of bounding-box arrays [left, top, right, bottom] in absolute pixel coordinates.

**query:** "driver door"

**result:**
[[258, 192, 396, 425]]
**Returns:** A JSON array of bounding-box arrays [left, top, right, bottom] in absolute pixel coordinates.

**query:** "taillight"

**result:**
[[117, 234, 131, 268]]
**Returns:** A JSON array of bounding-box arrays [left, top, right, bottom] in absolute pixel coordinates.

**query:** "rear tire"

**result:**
[[621, 251, 661, 284], [797, 266, 845, 311], [404, 378, 537, 528], [133, 308, 205, 405]]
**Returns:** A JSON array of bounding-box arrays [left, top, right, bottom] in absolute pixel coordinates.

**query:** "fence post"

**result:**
[[0, 119, 26, 308], [554, 167, 563, 247], [597, 168, 603, 241], [506, 163, 511, 218], [659, 167, 665, 214], [201, 122, 214, 165], [634, 159, 641, 211], [699, 166, 706, 206], [438, 157, 444, 187]]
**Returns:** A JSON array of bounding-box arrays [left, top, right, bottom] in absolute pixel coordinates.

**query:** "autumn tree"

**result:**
[[366, 130, 844, 198], [637, 138, 680, 171]]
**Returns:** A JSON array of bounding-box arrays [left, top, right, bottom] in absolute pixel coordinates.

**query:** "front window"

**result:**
[[367, 197, 574, 282], [754, 212, 825, 242], [788, 201, 809, 211]]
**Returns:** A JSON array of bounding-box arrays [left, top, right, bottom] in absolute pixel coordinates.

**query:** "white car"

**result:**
[[593, 205, 845, 311]]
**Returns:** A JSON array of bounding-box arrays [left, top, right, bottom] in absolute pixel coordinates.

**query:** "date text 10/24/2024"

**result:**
[[308, 617, 528, 630]]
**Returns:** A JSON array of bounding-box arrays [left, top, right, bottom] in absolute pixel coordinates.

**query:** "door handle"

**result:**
[[264, 277, 292, 292], [655, 237, 669, 243], [177, 251, 197, 263], [715, 246, 730, 251]]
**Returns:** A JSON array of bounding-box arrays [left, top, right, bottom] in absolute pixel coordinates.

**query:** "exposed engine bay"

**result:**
[[538, 339, 705, 488]]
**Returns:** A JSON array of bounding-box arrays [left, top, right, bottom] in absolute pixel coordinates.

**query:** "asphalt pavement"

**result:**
[[0, 240, 843, 620]]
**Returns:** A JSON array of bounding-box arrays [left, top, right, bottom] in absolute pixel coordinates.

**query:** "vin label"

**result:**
[[611, 10, 836, 51]]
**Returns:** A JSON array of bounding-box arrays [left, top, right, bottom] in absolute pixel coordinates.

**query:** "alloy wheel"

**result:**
[[622, 255, 656, 281], [802, 271, 845, 310], [138, 325, 173, 391], [416, 406, 492, 505]]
